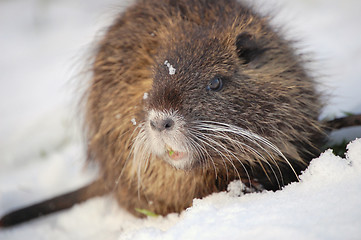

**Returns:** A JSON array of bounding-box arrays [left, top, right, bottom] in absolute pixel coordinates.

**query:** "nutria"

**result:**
[[1, 0, 327, 227]]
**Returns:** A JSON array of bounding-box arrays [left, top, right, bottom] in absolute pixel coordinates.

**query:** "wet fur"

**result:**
[[84, 0, 324, 217]]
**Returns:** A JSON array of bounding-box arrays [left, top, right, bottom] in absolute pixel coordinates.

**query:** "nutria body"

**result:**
[[85, 0, 324, 217], [0, 0, 325, 227]]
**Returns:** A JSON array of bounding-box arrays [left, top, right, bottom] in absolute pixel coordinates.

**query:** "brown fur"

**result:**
[[84, 0, 325, 217]]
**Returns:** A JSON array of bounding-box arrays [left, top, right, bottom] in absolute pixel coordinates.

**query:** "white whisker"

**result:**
[[191, 120, 299, 187], [127, 117, 297, 194], [192, 130, 251, 184], [130, 122, 152, 198], [190, 129, 247, 182], [188, 133, 217, 177], [199, 130, 282, 188], [114, 124, 143, 191]]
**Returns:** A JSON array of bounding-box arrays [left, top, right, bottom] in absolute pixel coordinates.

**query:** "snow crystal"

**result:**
[[131, 118, 137, 125], [346, 138, 361, 170], [164, 60, 176, 75], [226, 180, 246, 197], [143, 92, 149, 100]]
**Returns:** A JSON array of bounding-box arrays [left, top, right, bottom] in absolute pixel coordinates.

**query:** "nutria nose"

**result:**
[[150, 118, 175, 132]]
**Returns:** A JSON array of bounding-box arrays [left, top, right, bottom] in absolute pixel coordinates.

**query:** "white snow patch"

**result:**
[[226, 180, 246, 197], [164, 60, 176, 75], [120, 139, 361, 240], [143, 92, 149, 100], [131, 118, 137, 126]]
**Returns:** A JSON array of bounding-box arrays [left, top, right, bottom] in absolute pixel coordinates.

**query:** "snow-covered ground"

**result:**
[[1, 0, 361, 239]]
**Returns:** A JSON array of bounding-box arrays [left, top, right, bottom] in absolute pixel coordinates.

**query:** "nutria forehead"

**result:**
[[147, 27, 237, 110]]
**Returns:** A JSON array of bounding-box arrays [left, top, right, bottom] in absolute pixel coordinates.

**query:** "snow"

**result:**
[[121, 139, 361, 240], [164, 60, 176, 75], [143, 92, 149, 100], [1, 0, 361, 239]]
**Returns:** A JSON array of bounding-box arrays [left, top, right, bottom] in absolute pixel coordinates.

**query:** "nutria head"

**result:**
[[132, 20, 322, 181]]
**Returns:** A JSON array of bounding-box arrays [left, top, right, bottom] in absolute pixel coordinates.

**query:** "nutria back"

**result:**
[[85, 0, 324, 217]]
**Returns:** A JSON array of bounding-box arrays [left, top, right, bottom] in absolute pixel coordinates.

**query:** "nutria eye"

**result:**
[[207, 77, 223, 91]]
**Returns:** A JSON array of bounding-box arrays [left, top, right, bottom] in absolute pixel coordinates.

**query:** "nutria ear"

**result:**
[[236, 32, 267, 64]]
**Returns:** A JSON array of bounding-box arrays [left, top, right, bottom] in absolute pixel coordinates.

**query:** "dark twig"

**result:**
[[0, 180, 107, 228], [324, 114, 361, 130]]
